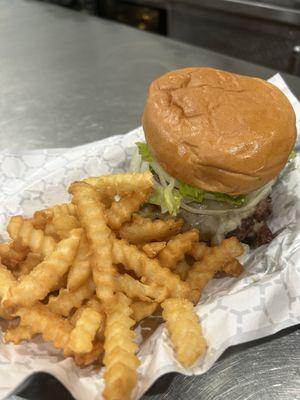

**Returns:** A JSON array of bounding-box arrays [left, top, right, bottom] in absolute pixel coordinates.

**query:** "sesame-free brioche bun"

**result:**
[[142, 67, 296, 194]]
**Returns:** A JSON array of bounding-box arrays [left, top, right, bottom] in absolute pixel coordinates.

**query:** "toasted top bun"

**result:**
[[142, 67, 297, 194]]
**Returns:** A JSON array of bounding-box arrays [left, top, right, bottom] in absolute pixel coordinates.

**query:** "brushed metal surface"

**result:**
[[1, 0, 300, 151], [143, 327, 300, 399], [0, 1, 300, 399], [129, 0, 300, 26]]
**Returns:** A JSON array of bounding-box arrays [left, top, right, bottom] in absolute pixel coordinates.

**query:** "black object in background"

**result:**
[[39, 0, 99, 14], [5, 373, 74, 400], [98, 1, 167, 34]]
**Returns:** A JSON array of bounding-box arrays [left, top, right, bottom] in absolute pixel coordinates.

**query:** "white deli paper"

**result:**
[[0, 74, 300, 400]]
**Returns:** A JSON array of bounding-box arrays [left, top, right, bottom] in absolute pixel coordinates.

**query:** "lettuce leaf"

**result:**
[[288, 150, 297, 161], [135, 142, 247, 208], [149, 187, 182, 216], [178, 181, 204, 202], [178, 180, 246, 205], [210, 192, 247, 205], [136, 142, 154, 162]]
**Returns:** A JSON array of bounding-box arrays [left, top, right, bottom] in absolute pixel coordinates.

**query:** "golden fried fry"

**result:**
[[50, 273, 68, 292], [7, 216, 57, 259], [187, 242, 208, 261], [48, 279, 95, 316], [142, 241, 166, 258], [73, 340, 104, 366], [131, 301, 158, 322], [45, 215, 79, 240], [84, 171, 153, 198], [67, 235, 91, 291], [14, 253, 41, 279], [0, 262, 16, 299], [31, 209, 53, 230], [115, 272, 167, 302], [31, 203, 77, 229], [4, 325, 35, 344], [118, 214, 184, 244], [189, 242, 243, 278], [112, 239, 190, 299], [223, 259, 244, 277], [69, 182, 115, 304], [3, 229, 82, 308], [0, 242, 28, 269], [103, 293, 139, 400], [162, 298, 207, 367], [68, 307, 104, 354], [106, 191, 151, 231], [69, 297, 104, 327], [86, 296, 103, 311], [0, 305, 15, 320], [186, 237, 244, 302], [159, 229, 199, 270], [173, 259, 190, 281], [16, 304, 73, 353]]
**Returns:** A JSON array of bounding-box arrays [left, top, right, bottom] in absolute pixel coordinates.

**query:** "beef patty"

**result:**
[[226, 196, 273, 247]]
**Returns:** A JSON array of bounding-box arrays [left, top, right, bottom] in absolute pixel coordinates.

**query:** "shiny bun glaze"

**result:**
[[142, 67, 297, 194]]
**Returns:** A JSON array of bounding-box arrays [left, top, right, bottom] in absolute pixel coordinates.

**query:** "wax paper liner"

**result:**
[[0, 74, 299, 400]]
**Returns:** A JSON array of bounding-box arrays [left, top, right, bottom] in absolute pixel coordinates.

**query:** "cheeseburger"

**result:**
[[130, 67, 297, 246]]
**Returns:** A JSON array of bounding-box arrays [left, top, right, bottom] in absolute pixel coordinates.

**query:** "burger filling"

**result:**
[[130, 143, 296, 246]]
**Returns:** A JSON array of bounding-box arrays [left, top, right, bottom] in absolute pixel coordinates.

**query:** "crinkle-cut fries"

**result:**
[[0, 171, 244, 400]]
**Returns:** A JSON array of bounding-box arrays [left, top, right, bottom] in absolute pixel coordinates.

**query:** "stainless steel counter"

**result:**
[[1, 1, 300, 399]]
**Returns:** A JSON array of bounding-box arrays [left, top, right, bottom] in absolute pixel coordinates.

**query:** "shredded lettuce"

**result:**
[[209, 192, 247, 206], [289, 150, 297, 161], [149, 185, 182, 216], [178, 181, 204, 202], [136, 142, 154, 162], [134, 142, 249, 214]]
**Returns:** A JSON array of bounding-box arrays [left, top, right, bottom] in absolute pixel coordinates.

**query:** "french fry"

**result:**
[[162, 298, 207, 367], [118, 214, 184, 244], [86, 296, 103, 313], [0, 305, 15, 320], [14, 253, 41, 279], [173, 259, 190, 281], [69, 182, 115, 304], [48, 279, 95, 317], [106, 191, 151, 231], [0, 242, 28, 269], [4, 325, 35, 344], [0, 262, 16, 299], [3, 229, 82, 308], [84, 171, 153, 198], [67, 235, 92, 291], [187, 242, 208, 261], [50, 273, 68, 292], [16, 304, 73, 353], [186, 237, 244, 302], [223, 259, 244, 277], [103, 293, 139, 400], [86, 297, 106, 341], [45, 215, 79, 240], [31, 208, 53, 230], [159, 230, 200, 269], [73, 340, 104, 366], [142, 241, 166, 258], [112, 239, 190, 299], [7, 216, 57, 259], [31, 203, 77, 229], [131, 301, 158, 322], [115, 271, 167, 302], [187, 242, 243, 277], [69, 297, 104, 327], [68, 307, 104, 354]]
